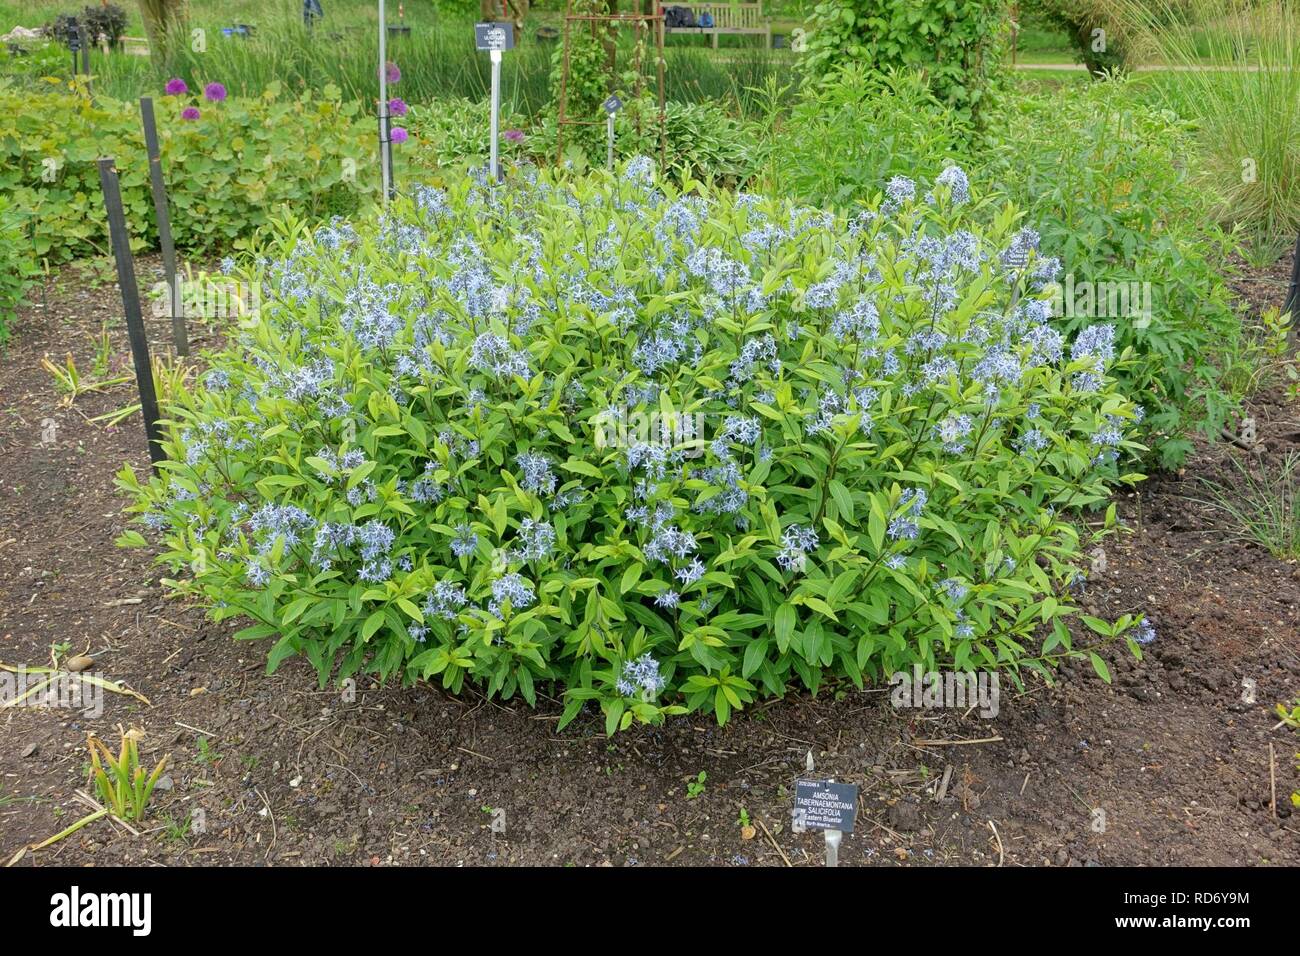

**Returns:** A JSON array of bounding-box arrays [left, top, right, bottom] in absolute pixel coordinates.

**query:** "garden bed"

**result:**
[[0, 253, 1297, 867]]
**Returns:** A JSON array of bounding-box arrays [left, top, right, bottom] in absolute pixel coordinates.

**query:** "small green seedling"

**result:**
[[1277, 698, 1300, 809], [195, 736, 221, 767], [163, 812, 193, 843], [686, 771, 707, 799]]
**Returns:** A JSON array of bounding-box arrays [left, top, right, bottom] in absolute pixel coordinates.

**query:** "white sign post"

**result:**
[[490, 47, 501, 181], [603, 94, 622, 170], [377, 0, 393, 202], [475, 23, 514, 183]]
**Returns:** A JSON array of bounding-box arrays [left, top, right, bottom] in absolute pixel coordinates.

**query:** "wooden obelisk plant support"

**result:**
[[96, 157, 165, 475]]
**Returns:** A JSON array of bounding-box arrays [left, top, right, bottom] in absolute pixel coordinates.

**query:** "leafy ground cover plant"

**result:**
[[405, 97, 528, 173], [118, 161, 1148, 733], [3, 80, 761, 264], [0, 79, 379, 262], [0, 193, 40, 345]]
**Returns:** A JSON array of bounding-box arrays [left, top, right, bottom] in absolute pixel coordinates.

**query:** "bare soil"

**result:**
[[1, 252, 1297, 867]]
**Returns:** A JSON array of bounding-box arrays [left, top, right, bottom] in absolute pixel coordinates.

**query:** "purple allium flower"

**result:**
[[203, 82, 227, 102], [388, 97, 407, 117], [504, 128, 524, 143], [390, 126, 409, 144], [385, 61, 401, 84], [181, 106, 201, 121], [164, 77, 188, 95]]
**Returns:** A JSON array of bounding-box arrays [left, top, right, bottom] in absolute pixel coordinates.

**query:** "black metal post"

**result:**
[[140, 97, 188, 356], [97, 158, 165, 473], [1283, 229, 1300, 355], [1285, 229, 1300, 321]]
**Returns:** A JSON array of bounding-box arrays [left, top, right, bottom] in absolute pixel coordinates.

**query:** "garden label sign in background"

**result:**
[[474, 22, 515, 51], [603, 94, 622, 169], [475, 22, 514, 182]]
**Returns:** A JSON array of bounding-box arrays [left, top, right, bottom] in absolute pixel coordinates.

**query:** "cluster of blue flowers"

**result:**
[[888, 488, 928, 542], [616, 654, 666, 698], [776, 524, 819, 573]]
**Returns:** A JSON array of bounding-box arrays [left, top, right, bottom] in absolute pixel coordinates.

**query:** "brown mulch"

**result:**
[[0, 252, 1297, 867]]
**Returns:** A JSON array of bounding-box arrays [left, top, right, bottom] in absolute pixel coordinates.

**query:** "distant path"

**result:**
[[1015, 61, 1262, 72]]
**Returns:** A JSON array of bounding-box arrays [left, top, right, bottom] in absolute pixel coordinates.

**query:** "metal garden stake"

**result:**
[[97, 158, 165, 473], [139, 97, 188, 356], [378, 0, 394, 202]]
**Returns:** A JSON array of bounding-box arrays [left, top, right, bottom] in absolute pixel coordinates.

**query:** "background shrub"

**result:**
[[531, 99, 762, 186], [977, 76, 1243, 466], [761, 66, 969, 211], [1023, 0, 1135, 75], [0, 80, 380, 262], [802, 0, 1010, 128], [405, 97, 529, 173], [119, 162, 1147, 732]]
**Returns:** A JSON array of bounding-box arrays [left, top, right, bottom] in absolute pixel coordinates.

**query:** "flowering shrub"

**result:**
[[118, 161, 1148, 733]]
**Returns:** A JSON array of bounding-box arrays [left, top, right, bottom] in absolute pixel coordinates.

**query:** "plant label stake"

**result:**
[[139, 97, 188, 357], [68, 23, 81, 80], [377, 0, 394, 202], [793, 778, 858, 868], [96, 158, 164, 474], [476, 22, 514, 182], [80, 26, 90, 80], [603, 94, 622, 170]]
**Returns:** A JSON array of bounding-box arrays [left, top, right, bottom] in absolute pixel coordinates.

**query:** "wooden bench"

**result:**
[[664, 3, 772, 49]]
